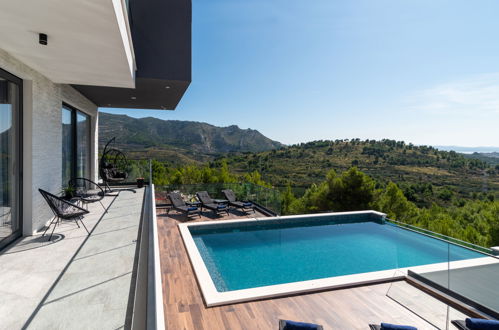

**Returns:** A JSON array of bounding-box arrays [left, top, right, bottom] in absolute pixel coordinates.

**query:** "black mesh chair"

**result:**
[[39, 189, 90, 241], [68, 178, 106, 212]]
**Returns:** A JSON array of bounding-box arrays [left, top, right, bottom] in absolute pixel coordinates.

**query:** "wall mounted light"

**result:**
[[39, 33, 48, 45]]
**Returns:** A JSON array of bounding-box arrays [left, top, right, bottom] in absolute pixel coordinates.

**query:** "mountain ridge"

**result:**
[[98, 112, 284, 164]]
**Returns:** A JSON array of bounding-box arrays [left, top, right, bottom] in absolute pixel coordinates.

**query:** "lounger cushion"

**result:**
[[280, 319, 322, 330], [466, 318, 499, 330], [187, 207, 198, 211], [243, 202, 253, 207], [381, 323, 417, 330], [217, 205, 226, 209]]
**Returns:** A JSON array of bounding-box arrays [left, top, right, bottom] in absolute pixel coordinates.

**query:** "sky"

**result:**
[[102, 0, 499, 147]]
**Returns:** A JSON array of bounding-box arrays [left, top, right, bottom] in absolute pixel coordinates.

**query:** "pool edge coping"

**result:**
[[178, 210, 499, 307]]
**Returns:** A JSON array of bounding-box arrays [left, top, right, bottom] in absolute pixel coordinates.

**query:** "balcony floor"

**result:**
[[156, 211, 469, 329], [0, 188, 144, 329]]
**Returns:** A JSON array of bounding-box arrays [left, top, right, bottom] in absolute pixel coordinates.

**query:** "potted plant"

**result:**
[[136, 177, 145, 188], [61, 185, 75, 200]]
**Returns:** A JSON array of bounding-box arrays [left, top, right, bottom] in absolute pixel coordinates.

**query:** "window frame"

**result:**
[[62, 103, 90, 185], [0, 67, 23, 249]]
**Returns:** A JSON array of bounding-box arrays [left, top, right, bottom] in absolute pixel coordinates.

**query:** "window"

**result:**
[[76, 112, 90, 178], [0, 68, 22, 249], [61, 104, 90, 187]]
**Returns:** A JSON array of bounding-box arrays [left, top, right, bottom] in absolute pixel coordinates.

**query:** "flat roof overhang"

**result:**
[[73, 78, 189, 110], [0, 0, 135, 88], [74, 0, 192, 110]]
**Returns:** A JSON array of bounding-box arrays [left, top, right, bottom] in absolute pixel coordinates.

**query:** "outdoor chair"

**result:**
[[68, 177, 106, 212], [39, 189, 89, 241], [168, 192, 201, 219], [99, 137, 135, 194], [222, 189, 255, 213], [451, 318, 499, 330], [196, 191, 229, 216], [279, 319, 323, 330], [369, 323, 417, 330]]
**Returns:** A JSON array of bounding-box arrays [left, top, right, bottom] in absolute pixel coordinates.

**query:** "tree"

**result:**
[[244, 170, 271, 187], [326, 167, 376, 211], [281, 184, 297, 215], [151, 160, 168, 186], [377, 182, 418, 223]]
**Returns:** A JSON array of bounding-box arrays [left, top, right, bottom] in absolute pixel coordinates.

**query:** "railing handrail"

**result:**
[[131, 185, 165, 330], [146, 184, 165, 330], [386, 217, 496, 257]]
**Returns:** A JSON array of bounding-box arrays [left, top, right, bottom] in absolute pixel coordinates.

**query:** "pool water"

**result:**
[[191, 220, 484, 292]]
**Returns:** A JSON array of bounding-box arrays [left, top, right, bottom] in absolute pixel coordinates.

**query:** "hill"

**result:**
[[219, 139, 498, 207], [463, 152, 499, 166], [98, 112, 283, 164]]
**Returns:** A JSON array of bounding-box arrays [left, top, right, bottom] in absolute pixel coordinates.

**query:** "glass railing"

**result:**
[[155, 183, 281, 215], [125, 159, 151, 184], [384, 218, 499, 327]]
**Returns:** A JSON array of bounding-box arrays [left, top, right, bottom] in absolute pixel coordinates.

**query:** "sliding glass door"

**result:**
[[0, 69, 21, 249], [61, 104, 90, 187]]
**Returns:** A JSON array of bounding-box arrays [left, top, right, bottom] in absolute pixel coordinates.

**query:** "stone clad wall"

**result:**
[[0, 48, 98, 235]]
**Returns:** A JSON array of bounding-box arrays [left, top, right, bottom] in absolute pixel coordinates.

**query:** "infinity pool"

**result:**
[[189, 214, 484, 292]]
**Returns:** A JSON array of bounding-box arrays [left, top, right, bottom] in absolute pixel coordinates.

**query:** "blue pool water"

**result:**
[[191, 218, 484, 292]]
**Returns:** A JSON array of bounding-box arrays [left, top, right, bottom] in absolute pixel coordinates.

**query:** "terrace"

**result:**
[[1, 178, 498, 330], [0, 185, 163, 329], [154, 183, 499, 329]]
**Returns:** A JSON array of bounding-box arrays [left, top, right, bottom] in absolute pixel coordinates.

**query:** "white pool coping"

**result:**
[[178, 211, 499, 307]]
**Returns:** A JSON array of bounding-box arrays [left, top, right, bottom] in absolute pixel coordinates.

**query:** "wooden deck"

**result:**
[[156, 209, 468, 329]]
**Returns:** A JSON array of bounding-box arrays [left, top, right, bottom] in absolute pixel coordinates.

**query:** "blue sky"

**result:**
[[103, 0, 499, 147]]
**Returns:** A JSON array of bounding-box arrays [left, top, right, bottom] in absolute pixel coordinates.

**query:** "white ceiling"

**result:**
[[0, 0, 135, 88]]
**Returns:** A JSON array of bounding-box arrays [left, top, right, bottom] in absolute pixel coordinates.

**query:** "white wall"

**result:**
[[0, 48, 98, 235]]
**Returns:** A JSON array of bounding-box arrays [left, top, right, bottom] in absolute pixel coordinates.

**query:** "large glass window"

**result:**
[[0, 69, 21, 249], [61, 108, 73, 186], [61, 105, 90, 187], [76, 112, 90, 178]]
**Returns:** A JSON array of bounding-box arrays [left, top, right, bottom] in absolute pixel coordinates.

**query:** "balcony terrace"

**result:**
[[1, 181, 497, 330], [0, 186, 162, 329]]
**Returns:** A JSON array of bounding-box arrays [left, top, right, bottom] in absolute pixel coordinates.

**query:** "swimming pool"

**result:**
[[179, 211, 491, 306]]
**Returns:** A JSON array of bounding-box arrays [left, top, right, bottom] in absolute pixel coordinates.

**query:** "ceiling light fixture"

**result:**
[[39, 33, 48, 45], [131, 96, 136, 100]]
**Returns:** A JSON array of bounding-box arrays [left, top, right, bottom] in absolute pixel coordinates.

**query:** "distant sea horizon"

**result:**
[[433, 145, 499, 154]]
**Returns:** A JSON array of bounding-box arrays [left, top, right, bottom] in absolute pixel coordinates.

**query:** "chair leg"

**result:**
[[42, 216, 57, 237], [79, 218, 90, 234], [48, 217, 59, 241], [99, 200, 107, 212]]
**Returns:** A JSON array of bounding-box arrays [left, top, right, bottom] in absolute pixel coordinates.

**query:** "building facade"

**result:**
[[0, 0, 191, 249]]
